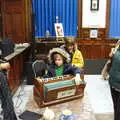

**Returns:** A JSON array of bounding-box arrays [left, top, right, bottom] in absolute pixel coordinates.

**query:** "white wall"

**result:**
[[82, 0, 107, 28]]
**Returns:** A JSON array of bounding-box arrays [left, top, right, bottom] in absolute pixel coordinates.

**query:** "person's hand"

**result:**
[[109, 40, 120, 57], [101, 71, 109, 80], [109, 48, 115, 57], [75, 74, 82, 85], [0, 62, 10, 70], [116, 39, 120, 46]]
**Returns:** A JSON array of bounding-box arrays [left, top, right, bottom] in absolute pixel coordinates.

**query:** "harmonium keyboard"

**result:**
[[33, 75, 86, 107]]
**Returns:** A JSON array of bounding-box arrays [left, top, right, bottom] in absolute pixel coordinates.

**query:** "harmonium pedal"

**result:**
[[33, 75, 86, 107]]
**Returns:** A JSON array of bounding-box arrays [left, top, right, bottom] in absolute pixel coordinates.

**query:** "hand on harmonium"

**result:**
[[75, 73, 82, 85]]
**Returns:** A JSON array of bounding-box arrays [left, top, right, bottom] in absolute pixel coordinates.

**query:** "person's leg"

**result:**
[[0, 71, 17, 120], [110, 86, 120, 120], [114, 90, 120, 120]]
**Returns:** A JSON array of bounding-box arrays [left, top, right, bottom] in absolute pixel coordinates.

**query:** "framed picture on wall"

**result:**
[[90, 29, 98, 38], [91, 0, 99, 11], [54, 23, 64, 37]]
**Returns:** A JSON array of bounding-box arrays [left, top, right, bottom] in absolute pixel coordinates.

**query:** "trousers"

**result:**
[[110, 86, 120, 120]]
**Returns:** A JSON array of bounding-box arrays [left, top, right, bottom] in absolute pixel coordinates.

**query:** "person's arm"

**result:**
[[75, 73, 82, 85], [69, 64, 80, 74], [68, 64, 82, 85], [0, 62, 10, 70], [109, 40, 120, 58], [76, 51, 84, 68], [72, 50, 84, 68], [109, 48, 115, 58]]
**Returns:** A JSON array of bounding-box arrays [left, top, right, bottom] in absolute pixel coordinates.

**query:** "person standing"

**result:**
[[61, 37, 84, 69], [0, 60, 19, 120], [108, 40, 120, 120]]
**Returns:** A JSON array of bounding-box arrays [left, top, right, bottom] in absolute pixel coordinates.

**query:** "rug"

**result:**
[[84, 59, 107, 74]]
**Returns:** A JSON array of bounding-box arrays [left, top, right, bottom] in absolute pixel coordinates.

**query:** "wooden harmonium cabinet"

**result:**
[[33, 75, 86, 107]]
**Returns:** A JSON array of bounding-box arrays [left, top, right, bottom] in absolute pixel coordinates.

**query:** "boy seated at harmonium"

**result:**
[[45, 47, 82, 85]]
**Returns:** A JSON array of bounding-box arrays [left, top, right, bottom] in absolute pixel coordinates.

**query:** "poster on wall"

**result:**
[[54, 23, 64, 37], [82, 0, 106, 28], [90, 29, 98, 38]]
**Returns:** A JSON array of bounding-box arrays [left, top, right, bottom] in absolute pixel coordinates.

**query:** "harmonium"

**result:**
[[33, 75, 86, 107]]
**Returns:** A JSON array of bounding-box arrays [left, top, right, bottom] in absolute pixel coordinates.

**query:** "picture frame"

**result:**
[[90, 29, 98, 38], [54, 23, 64, 37], [91, 0, 99, 11]]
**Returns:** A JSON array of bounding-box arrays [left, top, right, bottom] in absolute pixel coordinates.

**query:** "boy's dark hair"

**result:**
[[48, 48, 70, 63], [52, 53, 67, 64]]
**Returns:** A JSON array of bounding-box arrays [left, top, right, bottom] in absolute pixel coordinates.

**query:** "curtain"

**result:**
[[109, 0, 120, 38], [32, 0, 78, 38]]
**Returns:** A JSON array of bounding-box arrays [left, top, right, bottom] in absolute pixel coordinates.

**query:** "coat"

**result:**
[[109, 50, 120, 90], [72, 49, 84, 68], [45, 63, 80, 77]]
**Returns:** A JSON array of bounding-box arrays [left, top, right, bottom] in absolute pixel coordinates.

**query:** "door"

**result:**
[[3, 0, 26, 43]]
